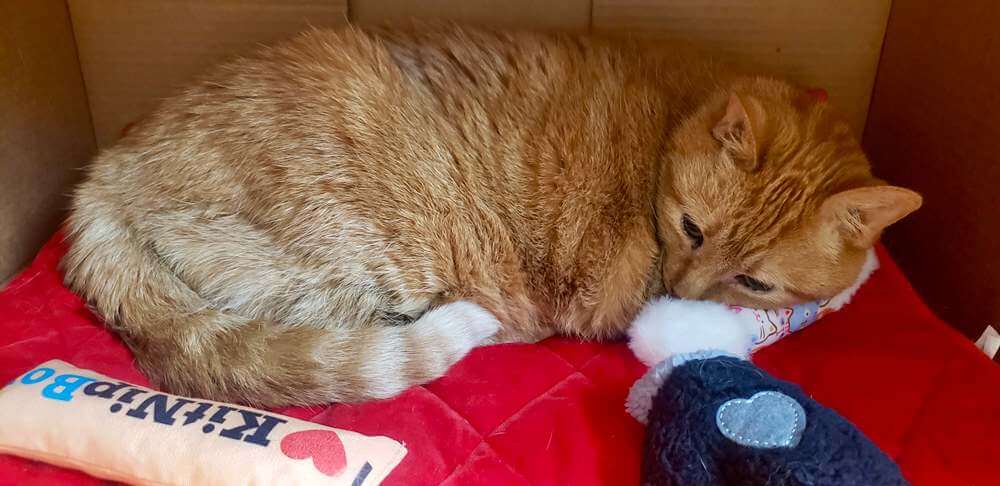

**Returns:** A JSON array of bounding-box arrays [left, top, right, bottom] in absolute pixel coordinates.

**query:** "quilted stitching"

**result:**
[[440, 442, 531, 485], [423, 341, 631, 484], [2, 235, 999, 485]]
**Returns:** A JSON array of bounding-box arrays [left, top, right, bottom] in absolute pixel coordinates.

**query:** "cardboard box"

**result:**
[[1, 0, 994, 336]]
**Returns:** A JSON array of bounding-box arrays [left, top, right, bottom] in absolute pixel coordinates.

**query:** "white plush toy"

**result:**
[[619, 249, 906, 486], [626, 248, 878, 421]]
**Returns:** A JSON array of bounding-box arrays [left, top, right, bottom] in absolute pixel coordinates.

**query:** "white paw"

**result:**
[[416, 300, 500, 351], [627, 297, 753, 366], [362, 301, 501, 399]]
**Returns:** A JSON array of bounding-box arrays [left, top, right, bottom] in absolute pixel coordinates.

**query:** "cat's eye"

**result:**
[[681, 214, 704, 249], [735, 274, 773, 292]]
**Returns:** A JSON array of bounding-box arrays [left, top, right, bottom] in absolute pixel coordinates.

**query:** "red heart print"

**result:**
[[280, 429, 348, 476]]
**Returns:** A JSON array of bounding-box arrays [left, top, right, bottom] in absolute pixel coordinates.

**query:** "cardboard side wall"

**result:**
[[0, 0, 95, 283], [864, 0, 1000, 338]]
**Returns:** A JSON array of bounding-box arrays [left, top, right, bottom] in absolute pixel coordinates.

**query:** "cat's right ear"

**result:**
[[820, 186, 923, 248], [712, 93, 760, 171]]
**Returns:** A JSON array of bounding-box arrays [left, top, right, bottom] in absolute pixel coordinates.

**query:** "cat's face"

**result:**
[[656, 78, 921, 308]]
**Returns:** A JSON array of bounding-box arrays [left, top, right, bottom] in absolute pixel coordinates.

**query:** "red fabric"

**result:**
[[1, 234, 998, 485]]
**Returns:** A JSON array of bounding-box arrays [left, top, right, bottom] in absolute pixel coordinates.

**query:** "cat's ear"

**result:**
[[712, 93, 760, 171], [820, 186, 923, 247]]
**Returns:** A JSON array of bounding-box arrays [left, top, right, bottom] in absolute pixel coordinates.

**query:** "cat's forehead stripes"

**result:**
[[713, 121, 864, 266], [718, 174, 814, 259]]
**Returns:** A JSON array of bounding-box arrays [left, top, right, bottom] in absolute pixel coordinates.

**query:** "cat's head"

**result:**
[[656, 77, 921, 308]]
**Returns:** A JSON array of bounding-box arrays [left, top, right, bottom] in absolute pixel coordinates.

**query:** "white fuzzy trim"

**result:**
[[825, 248, 879, 311], [626, 350, 740, 423], [627, 297, 754, 367]]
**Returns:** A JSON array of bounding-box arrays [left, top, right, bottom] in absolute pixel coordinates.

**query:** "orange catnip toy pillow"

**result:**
[[0, 360, 407, 485]]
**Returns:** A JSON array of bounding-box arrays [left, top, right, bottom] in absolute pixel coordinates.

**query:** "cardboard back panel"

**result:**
[[864, 0, 1000, 338], [350, 0, 590, 31], [0, 0, 95, 282], [71, 0, 890, 149], [593, 0, 891, 135], [68, 0, 349, 147]]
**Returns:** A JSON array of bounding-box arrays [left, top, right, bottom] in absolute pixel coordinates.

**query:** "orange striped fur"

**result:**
[[63, 25, 920, 406]]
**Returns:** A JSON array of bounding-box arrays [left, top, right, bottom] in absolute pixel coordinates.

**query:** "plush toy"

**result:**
[[626, 250, 907, 485], [0, 360, 407, 485]]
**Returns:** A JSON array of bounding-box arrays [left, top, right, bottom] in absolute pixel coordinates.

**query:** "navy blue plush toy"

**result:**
[[625, 298, 906, 486]]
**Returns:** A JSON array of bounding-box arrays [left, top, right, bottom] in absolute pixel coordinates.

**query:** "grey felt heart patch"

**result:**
[[716, 391, 806, 449]]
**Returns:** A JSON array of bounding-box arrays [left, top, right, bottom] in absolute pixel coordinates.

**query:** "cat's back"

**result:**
[[97, 25, 608, 203], [92, 24, 653, 254], [76, 24, 665, 339]]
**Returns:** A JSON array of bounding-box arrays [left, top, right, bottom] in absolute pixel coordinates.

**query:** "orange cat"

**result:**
[[63, 25, 921, 407]]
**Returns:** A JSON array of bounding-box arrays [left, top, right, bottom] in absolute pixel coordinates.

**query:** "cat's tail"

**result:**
[[61, 192, 499, 407]]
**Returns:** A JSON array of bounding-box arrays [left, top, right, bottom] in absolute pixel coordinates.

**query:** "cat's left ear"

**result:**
[[712, 93, 762, 171], [820, 186, 923, 247]]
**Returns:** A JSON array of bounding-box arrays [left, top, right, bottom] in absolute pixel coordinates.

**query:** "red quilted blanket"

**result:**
[[1, 234, 998, 485]]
